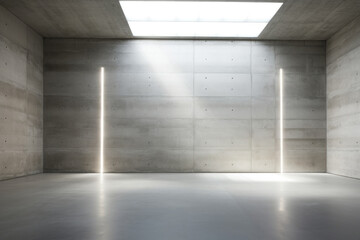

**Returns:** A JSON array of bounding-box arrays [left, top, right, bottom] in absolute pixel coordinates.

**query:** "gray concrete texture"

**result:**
[[44, 39, 326, 173], [0, 5, 43, 180], [327, 15, 360, 179]]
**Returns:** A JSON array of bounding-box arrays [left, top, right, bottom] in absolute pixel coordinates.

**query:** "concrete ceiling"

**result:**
[[1, 0, 360, 40]]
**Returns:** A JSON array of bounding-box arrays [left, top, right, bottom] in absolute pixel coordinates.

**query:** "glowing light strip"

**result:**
[[279, 68, 284, 173], [100, 67, 104, 174]]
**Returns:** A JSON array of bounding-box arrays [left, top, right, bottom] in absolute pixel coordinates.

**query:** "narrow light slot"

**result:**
[[279, 68, 284, 173], [100, 67, 105, 174]]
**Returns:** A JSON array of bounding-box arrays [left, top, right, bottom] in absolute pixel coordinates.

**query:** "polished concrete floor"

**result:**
[[1, 173, 360, 240]]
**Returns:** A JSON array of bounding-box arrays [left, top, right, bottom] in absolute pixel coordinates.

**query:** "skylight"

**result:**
[[119, 1, 283, 38]]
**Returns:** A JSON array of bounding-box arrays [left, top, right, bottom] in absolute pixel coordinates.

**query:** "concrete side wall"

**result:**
[[44, 39, 326, 173], [327, 15, 360, 178], [0, 6, 43, 180]]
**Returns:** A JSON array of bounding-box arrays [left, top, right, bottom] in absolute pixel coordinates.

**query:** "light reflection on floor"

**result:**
[[1, 173, 360, 240]]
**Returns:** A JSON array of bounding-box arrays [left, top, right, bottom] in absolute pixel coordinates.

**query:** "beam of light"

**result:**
[[135, 43, 191, 96], [279, 68, 284, 174], [100, 67, 105, 174]]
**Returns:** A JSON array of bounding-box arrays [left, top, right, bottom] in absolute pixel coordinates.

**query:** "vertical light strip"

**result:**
[[100, 67, 104, 174], [279, 68, 284, 173]]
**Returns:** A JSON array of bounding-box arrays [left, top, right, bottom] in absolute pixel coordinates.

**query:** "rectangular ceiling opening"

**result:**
[[119, 1, 283, 38]]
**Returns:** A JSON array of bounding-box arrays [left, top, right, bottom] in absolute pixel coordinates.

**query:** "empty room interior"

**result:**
[[1, 0, 360, 239]]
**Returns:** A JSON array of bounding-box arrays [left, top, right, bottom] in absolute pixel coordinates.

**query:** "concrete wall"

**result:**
[[0, 6, 43, 180], [327, 15, 360, 178], [44, 39, 326, 173]]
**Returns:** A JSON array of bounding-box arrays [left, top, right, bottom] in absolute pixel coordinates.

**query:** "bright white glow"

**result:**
[[100, 67, 104, 174], [279, 68, 284, 174], [129, 22, 267, 37], [120, 1, 283, 37], [120, 1, 282, 22]]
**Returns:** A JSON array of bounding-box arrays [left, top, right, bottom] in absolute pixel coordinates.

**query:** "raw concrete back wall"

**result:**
[[44, 39, 326, 173], [327, 15, 360, 178], [0, 6, 43, 180]]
